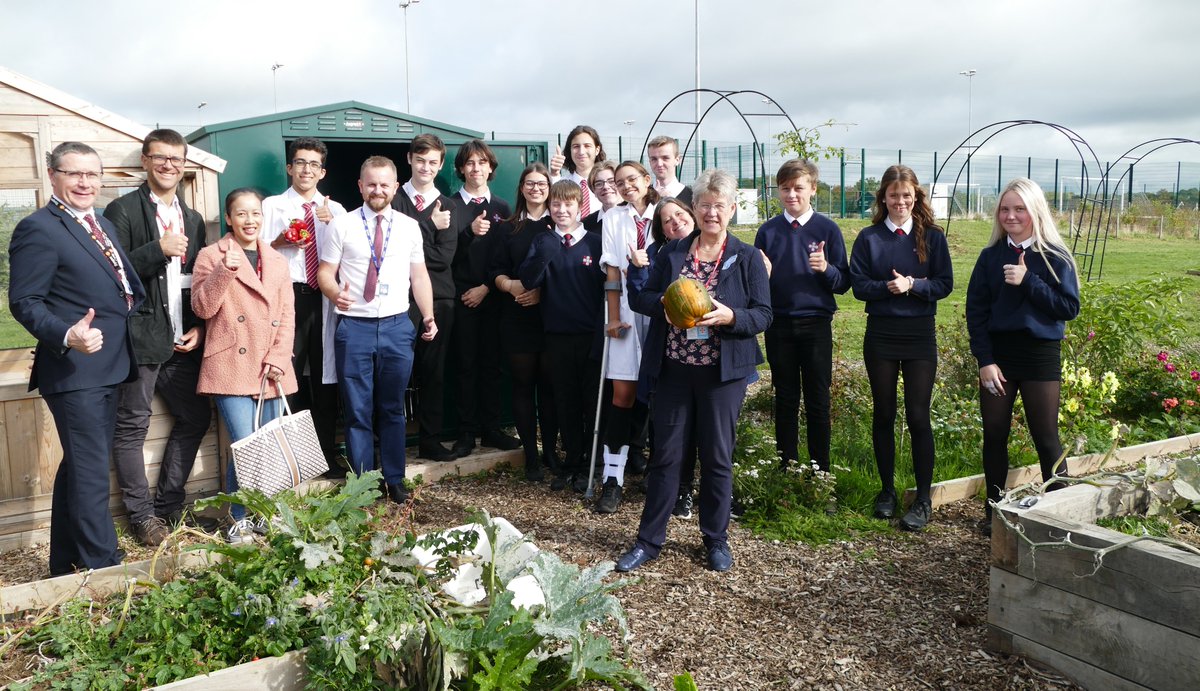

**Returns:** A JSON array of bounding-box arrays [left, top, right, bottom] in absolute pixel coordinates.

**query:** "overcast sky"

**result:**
[[3, 0, 1198, 169]]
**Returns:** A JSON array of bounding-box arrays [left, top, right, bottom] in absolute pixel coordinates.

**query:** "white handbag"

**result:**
[[229, 378, 328, 497]]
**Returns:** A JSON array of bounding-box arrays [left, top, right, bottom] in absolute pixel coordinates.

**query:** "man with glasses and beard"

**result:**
[[104, 129, 212, 544]]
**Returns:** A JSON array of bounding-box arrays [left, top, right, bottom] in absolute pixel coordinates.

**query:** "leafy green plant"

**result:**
[[9, 473, 648, 690], [1066, 277, 1191, 376], [1058, 364, 1122, 453]]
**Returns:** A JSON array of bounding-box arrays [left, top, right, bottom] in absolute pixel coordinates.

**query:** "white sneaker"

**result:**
[[227, 518, 255, 544], [251, 515, 271, 535]]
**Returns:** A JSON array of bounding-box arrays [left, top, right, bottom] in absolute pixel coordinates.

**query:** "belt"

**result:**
[[293, 283, 319, 295]]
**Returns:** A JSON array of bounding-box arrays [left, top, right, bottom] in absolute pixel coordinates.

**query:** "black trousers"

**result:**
[[410, 297, 456, 441], [636, 361, 747, 557], [544, 332, 599, 475], [111, 353, 211, 522], [764, 316, 833, 469], [46, 385, 123, 575], [291, 283, 339, 460], [453, 298, 502, 435]]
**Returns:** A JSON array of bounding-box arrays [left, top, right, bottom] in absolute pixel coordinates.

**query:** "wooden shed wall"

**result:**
[[0, 350, 224, 553]]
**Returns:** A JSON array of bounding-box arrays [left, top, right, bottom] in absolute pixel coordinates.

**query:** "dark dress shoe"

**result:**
[[706, 543, 733, 572], [873, 489, 898, 519], [615, 546, 655, 572], [481, 429, 521, 450], [451, 434, 476, 458], [550, 474, 569, 491], [418, 441, 457, 462], [595, 477, 622, 513], [571, 473, 590, 493], [899, 499, 932, 531], [524, 456, 545, 482], [386, 483, 410, 505], [977, 516, 993, 537]]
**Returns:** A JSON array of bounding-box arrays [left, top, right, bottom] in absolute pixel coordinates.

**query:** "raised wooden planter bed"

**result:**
[[988, 457, 1200, 691]]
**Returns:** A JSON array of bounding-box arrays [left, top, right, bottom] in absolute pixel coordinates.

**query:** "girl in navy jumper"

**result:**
[[519, 180, 605, 492], [755, 159, 850, 475], [849, 165, 953, 531], [966, 178, 1080, 535], [489, 163, 557, 481]]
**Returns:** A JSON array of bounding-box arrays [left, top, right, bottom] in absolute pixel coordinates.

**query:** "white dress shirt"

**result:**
[[402, 180, 441, 209], [323, 205, 424, 318], [261, 187, 347, 284], [783, 208, 816, 227], [149, 191, 185, 340]]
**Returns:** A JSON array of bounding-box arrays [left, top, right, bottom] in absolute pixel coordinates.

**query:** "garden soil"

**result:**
[[1, 475, 1082, 690]]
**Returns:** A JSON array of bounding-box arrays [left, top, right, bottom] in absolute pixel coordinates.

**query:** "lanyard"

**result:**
[[360, 208, 393, 274], [688, 236, 727, 290]]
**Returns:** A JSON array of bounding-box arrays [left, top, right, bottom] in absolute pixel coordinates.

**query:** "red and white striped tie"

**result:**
[[415, 194, 425, 212], [579, 180, 590, 217], [635, 216, 647, 249], [303, 202, 319, 289]]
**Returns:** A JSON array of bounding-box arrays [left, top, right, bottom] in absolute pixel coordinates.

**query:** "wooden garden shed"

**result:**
[[0, 66, 229, 552]]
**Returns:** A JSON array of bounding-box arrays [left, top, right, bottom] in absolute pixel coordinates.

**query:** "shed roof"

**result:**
[[187, 101, 484, 140], [0, 65, 227, 173]]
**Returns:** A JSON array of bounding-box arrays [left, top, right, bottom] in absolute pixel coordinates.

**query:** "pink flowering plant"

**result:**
[[1117, 348, 1200, 439]]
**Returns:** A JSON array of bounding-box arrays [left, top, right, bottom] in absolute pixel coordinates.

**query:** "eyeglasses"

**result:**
[[615, 174, 645, 188], [146, 154, 186, 167], [591, 178, 616, 189], [522, 180, 549, 190], [53, 169, 102, 183], [696, 202, 731, 214], [290, 159, 324, 170]]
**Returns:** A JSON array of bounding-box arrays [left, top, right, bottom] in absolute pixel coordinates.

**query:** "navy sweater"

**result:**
[[965, 242, 1080, 367], [754, 212, 850, 318], [849, 223, 953, 317], [518, 228, 605, 335]]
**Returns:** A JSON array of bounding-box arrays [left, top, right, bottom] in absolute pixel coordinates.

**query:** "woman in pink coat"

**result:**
[[192, 188, 297, 542]]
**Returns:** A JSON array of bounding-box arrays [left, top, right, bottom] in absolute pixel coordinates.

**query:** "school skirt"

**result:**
[[990, 330, 1062, 382], [863, 315, 937, 362]]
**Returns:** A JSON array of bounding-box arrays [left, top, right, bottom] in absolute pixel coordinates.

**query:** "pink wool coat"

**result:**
[[192, 236, 298, 398]]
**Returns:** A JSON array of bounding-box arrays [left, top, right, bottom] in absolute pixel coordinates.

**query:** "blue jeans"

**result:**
[[215, 395, 282, 520]]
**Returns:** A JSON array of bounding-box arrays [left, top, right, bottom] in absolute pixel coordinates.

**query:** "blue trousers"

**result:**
[[636, 360, 747, 557], [215, 395, 282, 520], [335, 314, 416, 484], [45, 385, 123, 575]]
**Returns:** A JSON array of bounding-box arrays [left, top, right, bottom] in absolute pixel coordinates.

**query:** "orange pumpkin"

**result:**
[[663, 277, 714, 329]]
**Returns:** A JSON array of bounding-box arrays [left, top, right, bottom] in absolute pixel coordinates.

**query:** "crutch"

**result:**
[[585, 332, 612, 499]]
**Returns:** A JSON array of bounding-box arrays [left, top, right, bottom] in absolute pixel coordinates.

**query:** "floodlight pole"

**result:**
[[959, 69, 977, 148], [400, 0, 421, 113], [271, 63, 284, 113]]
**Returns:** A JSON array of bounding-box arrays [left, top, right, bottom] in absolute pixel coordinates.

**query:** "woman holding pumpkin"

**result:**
[[615, 169, 772, 573], [849, 165, 953, 532]]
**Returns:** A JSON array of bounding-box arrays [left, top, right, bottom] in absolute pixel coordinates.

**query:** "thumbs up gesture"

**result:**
[[549, 144, 565, 177], [315, 195, 334, 224], [224, 242, 243, 270], [336, 280, 354, 311], [471, 209, 490, 236], [66, 308, 104, 354], [626, 241, 649, 268], [887, 268, 914, 295], [1004, 251, 1027, 286], [431, 198, 451, 230], [808, 240, 828, 273]]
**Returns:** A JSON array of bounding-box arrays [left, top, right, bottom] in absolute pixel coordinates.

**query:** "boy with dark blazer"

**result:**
[[448, 139, 519, 456], [392, 134, 458, 461], [104, 129, 211, 544]]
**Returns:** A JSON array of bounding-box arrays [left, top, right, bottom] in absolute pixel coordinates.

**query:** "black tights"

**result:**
[[864, 356, 936, 501], [508, 352, 557, 468], [981, 379, 1066, 510]]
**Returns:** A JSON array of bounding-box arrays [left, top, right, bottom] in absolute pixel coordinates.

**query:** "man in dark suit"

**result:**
[[104, 129, 211, 544], [8, 141, 145, 575]]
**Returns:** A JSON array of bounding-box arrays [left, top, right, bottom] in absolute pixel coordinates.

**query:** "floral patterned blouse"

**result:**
[[666, 259, 721, 366]]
